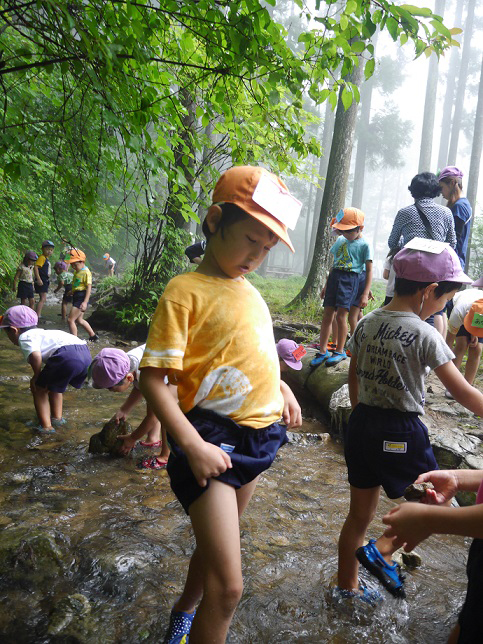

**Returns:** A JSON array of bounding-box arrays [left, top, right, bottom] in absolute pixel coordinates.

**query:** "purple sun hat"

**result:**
[[393, 244, 472, 284], [91, 348, 131, 389], [438, 166, 463, 181], [276, 338, 306, 370], [0, 305, 38, 328]]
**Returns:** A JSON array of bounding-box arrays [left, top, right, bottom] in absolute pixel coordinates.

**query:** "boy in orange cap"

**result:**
[[138, 166, 302, 644], [65, 248, 98, 341], [311, 207, 373, 367]]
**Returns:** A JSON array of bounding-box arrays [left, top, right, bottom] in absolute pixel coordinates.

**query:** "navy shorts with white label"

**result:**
[[343, 402, 438, 499], [167, 407, 288, 514]]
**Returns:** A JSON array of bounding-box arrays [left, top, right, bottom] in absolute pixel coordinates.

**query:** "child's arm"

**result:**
[[358, 260, 373, 309], [53, 278, 64, 294], [348, 352, 358, 408], [434, 360, 483, 416], [280, 380, 302, 428], [113, 387, 144, 423], [139, 367, 232, 487], [33, 265, 42, 285], [27, 351, 43, 391], [79, 284, 92, 312], [12, 268, 21, 291]]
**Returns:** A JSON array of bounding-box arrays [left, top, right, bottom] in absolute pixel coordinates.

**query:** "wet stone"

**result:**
[[88, 418, 132, 457], [48, 593, 91, 636], [403, 482, 434, 501]]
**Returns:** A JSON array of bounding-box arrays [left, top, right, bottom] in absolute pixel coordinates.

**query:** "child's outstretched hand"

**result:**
[[117, 433, 137, 455], [383, 503, 432, 552], [187, 442, 232, 488], [414, 470, 459, 505], [113, 410, 129, 424], [282, 390, 302, 428]]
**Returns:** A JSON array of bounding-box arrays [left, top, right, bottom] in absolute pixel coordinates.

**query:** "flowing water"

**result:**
[[0, 301, 471, 643]]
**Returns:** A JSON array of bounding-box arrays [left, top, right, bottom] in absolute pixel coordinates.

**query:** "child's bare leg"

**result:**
[[36, 292, 47, 318], [335, 307, 349, 353], [180, 477, 259, 643], [20, 297, 27, 306], [49, 391, 63, 420], [348, 305, 360, 335], [338, 485, 380, 590], [330, 317, 338, 346], [159, 424, 169, 460], [433, 313, 445, 336], [464, 342, 483, 385], [319, 307, 336, 353], [32, 386, 53, 428], [453, 336, 468, 371], [28, 297, 35, 309], [68, 307, 81, 335], [76, 312, 96, 337], [61, 300, 67, 320]]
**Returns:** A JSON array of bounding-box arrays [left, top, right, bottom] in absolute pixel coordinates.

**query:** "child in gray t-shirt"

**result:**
[[336, 242, 483, 603]]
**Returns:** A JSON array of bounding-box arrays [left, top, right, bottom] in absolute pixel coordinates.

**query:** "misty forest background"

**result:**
[[1, 0, 483, 334]]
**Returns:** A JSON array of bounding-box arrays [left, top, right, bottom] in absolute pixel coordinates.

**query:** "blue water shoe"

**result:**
[[310, 350, 331, 367], [165, 607, 196, 644], [325, 350, 347, 367], [356, 539, 406, 598]]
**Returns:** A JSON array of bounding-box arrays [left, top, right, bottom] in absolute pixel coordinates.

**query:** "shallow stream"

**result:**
[[0, 301, 472, 642]]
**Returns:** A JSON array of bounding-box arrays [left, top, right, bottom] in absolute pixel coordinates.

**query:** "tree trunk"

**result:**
[[447, 0, 476, 166], [196, 121, 214, 237], [465, 52, 483, 272], [418, 0, 445, 173], [303, 175, 316, 275], [292, 60, 363, 303], [436, 1, 463, 172], [351, 31, 378, 208]]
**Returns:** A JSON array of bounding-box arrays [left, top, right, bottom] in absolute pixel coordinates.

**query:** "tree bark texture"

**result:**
[[293, 60, 363, 302], [465, 52, 483, 272], [447, 0, 476, 166]]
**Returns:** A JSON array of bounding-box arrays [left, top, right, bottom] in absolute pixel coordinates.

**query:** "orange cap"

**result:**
[[464, 298, 483, 338], [65, 248, 86, 263], [331, 207, 365, 230], [212, 166, 302, 253]]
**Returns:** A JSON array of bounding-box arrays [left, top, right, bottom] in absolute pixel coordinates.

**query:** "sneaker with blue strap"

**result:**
[[356, 539, 406, 598], [325, 350, 347, 367], [165, 607, 196, 644], [310, 349, 331, 367]]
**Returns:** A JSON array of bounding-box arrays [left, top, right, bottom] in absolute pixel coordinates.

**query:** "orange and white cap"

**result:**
[[65, 248, 86, 263], [464, 298, 483, 338], [211, 166, 302, 252], [330, 207, 365, 231]]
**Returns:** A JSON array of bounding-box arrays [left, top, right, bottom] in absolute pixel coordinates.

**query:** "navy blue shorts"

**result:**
[[167, 407, 288, 514], [458, 538, 483, 642], [72, 290, 88, 309], [36, 344, 91, 393], [34, 280, 49, 294], [352, 271, 367, 309], [457, 325, 483, 344], [63, 284, 73, 303], [17, 281, 34, 300], [343, 403, 438, 499], [324, 269, 360, 310]]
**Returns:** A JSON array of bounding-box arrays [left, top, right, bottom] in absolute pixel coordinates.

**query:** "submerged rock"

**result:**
[[88, 418, 132, 457], [48, 593, 91, 635]]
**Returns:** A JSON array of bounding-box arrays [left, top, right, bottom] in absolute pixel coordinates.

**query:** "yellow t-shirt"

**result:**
[[140, 272, 283, 429], [72, 266, 92, 293]]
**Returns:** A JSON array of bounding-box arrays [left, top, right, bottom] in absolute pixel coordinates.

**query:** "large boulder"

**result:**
[[88, 418, 132, 457]]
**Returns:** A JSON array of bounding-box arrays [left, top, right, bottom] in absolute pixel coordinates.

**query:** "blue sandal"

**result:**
[[310, 350, 331, 367], [165, 608, 196, 644], [325, 350, 347, 367], [356, 539, 406, 598], [335, 582, 383, 607]]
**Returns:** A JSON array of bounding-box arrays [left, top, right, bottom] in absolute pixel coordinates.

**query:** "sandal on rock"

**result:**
[[165, 607, 196, 644], [310, 350, 331, 367], [325, 350, 347, 367], [356, 539, 406, 598], [137, 456, 168, 470], [138, 440, 162, 448]]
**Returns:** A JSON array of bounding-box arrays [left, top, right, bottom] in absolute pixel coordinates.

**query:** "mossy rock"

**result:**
[[88, 418, 132, 457]]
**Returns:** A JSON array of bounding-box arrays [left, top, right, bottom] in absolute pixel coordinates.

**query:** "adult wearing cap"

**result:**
[[0, 305, 91, 432], [438, 166, 472, 270], [103, 253, 116, 277], [34, 240, 55, 319], [388, 172, 456, 336], [445, 274, 483, 397], [90, 346, 174, 468], [13, 251, 38, 309]]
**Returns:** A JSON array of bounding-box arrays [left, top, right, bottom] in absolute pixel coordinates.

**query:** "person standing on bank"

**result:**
[[388, 172, 456, 336], [438, 166, 472, 270]]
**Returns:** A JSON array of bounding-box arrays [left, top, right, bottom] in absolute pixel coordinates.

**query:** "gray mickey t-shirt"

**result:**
[[348, 310, 454, 414]]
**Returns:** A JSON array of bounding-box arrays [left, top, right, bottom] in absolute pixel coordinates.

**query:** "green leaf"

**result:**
[[341, 86, 353, 110], [351, 41, 365, 54], [386, 16, 399, 41], [430, 19, 452, 39], [345, 0, 357, 14], [364, 58, 375, 80], [399, 5, 432, 17]]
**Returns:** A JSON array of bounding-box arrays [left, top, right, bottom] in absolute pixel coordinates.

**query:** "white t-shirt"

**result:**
[[106, 257, 116, 269], [383, 256, 396, 298], [127, 344, 168, 389], [448, 289, 483, 335], [19, 329, 87, 362]]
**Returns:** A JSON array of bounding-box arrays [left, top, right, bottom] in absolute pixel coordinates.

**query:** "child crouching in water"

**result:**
[[0, 305, 91, 431], [90, 346, 174, 469], [337, 241, 483, 603], [138, 166, 302, 643]]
